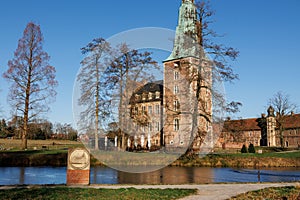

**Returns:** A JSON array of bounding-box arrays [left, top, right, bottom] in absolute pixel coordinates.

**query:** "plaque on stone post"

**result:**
[[67, 147, 90, 185]]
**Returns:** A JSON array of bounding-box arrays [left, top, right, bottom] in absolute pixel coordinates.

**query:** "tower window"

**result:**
[[174, 85, 179, 94], [174, 119, 180, 131], [174, 71, 179, 80], [174, 100, 179, 111]]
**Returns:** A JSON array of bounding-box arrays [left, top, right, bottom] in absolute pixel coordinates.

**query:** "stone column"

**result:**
[[114, 136, 118, 147]]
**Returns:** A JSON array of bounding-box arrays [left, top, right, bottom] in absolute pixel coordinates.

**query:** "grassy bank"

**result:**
[[0, 187, 197, 200], [174, 151, 300, 168], [230, 186, 300, 200], [0, 139, 299, 168], [1, 149, 299, 168]]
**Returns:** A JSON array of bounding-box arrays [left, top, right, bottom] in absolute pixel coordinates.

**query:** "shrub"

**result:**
[[248, 143, 256, 153], [241, 144, 248, 153]]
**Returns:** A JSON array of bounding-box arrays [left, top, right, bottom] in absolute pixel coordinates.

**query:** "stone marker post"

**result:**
[[67, 147, 90, 185]]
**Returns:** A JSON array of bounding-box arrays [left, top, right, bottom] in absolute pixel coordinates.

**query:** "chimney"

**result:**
[[291, 111, 294, 116], [261, 113, 266, 118]]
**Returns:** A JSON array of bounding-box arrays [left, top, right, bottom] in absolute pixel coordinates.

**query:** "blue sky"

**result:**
[[0, 0, 300, 126]]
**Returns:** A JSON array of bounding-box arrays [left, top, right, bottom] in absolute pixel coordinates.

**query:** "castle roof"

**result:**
[[223, 118, 261, 132], [280, 114, 300, 129], [134, 80, 163, 95], [129, 80, 163, 104], [223, 113, 300, 132]]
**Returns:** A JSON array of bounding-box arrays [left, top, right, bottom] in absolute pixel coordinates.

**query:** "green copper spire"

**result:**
[[166, 0, 199, 61]]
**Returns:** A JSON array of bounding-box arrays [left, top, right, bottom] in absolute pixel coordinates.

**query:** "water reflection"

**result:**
[[0, 166, 299, 185], [115, 167, 215, 184]]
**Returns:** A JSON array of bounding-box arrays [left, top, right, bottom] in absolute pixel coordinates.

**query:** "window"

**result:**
[[155, 105, 160, 114], [174, 85, 179, 94], [174, 100, 179, 111], [174, 119, 179, 131], [148, 92, 152, 100], [142, 106, 146, 113], [133, 106, 138, 115], [148, 122, 153, 132], [155, 122, 160, 131], [142, 93, 147, 100], [148, 106, 152, 114], [174, 71, 179, 80], [155, 91, 160, 99], [135, 94, 140, 101]]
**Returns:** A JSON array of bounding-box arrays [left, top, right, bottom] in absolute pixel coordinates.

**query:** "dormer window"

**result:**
[[155, 91, 160, 99], [174, 61, 180, 68], [142, 93, 147, 100], [135, 94, 140, 101], [148, 92, 152, 100]]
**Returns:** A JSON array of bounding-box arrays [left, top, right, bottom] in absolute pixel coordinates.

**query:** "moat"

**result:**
[[0, 166, 299, 185]]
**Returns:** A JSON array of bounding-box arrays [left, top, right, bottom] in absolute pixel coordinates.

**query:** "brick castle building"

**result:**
[[125, 0, 300, 151]]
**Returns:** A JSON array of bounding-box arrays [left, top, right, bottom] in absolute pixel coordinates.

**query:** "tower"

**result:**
[[267, 106, 276, 146], [163, 0, 212, 151]]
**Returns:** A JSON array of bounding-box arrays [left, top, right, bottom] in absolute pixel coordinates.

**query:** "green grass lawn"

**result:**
[[0, 139, 83, 151], [0, 187, 197, 200], [229, 186, 300, 200], [221, 150, 300, 159]]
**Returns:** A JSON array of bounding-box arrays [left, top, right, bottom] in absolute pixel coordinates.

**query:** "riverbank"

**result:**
[[173, 151, 300, 168], [0, 149, 299, 168]]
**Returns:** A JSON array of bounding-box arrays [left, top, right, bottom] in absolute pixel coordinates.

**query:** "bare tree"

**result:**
[[3, 22, 58, 149], [268, 91, 297, 147], [102, 43, 159, 149], [77, 38, 111, 150]]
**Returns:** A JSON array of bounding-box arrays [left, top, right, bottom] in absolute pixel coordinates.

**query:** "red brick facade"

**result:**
[[67, 170, 90, 185], [216, 112, 300, 149]]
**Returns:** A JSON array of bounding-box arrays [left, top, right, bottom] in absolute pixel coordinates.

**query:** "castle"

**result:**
[[124, 0, 300, 151], [127, 0, 212, 151]]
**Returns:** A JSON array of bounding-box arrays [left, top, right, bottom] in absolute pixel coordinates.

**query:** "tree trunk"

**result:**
[[95, 60, 99, 150], [22, 68, 31, 150]]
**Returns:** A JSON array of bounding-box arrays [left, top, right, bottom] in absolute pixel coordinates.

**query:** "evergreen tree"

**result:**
[[241, 144, 248, 153], [248, 143, 256, 153]]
